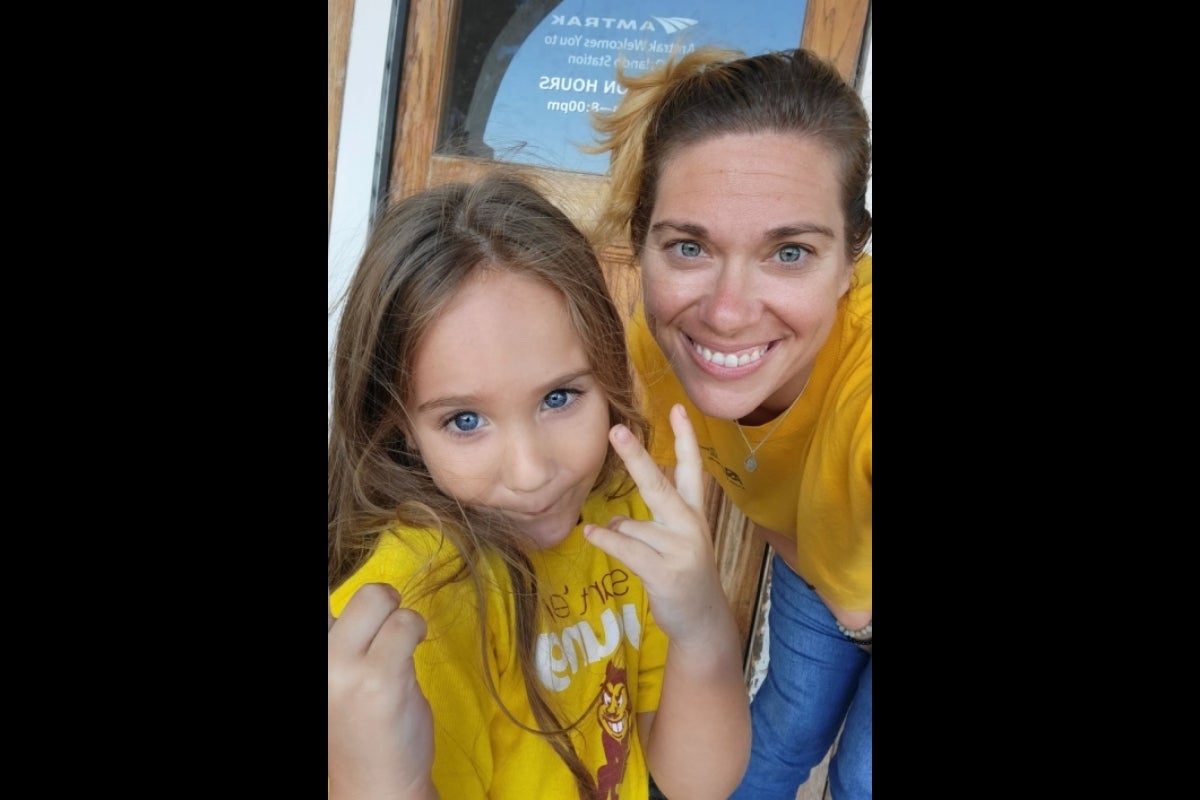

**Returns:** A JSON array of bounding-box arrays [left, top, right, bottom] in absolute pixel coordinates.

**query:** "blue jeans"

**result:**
[[729, 555, 872, 799]]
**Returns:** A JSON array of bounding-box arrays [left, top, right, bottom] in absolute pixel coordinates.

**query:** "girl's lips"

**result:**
[[508, 501, 555, 517]]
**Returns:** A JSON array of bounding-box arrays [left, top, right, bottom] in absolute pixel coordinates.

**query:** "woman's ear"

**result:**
[[838, 262, 854, 298]]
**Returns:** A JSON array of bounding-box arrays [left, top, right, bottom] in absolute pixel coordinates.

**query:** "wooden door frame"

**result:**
[[328, 0, 356, 235]]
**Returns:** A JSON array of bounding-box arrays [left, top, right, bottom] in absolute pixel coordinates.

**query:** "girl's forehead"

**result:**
[[411, 270, 590, 406]]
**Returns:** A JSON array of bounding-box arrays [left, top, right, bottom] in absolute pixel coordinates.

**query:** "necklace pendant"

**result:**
[[744, 454, 757, 472]]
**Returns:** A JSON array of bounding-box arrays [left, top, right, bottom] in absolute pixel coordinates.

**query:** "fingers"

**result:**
[[609, 422, 673, 502], [592, 405, 707, 563], [328, 581, 434, 791], [608, 404, 703, 520], [667, 404, 704, 510], [371, 605, 428, 673], [329, 582, 412, 654]]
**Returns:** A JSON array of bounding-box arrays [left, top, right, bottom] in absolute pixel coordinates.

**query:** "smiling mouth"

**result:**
[[689, 336, 773, 367]]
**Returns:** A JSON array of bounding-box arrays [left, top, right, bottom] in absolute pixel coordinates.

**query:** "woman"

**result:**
[[587, 47, 872, 799]]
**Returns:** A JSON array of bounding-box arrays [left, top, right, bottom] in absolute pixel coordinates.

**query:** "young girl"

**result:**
[[587, 48, 873, 799], [327, 173, 750, 800]]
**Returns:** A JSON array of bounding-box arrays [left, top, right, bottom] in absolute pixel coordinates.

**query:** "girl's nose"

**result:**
[[502, 428, 555, 494]]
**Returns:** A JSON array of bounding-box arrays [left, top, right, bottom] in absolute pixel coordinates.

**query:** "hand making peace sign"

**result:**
[[584, 403, 733, 653]]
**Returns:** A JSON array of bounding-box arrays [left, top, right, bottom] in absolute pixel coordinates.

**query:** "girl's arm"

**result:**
[[637, 598, 749, 799], [328, 583, 440, 800], [585, 404, 751, 797]]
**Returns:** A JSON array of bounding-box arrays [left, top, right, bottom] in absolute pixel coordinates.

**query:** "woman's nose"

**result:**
[[701, 263, 758, 333]]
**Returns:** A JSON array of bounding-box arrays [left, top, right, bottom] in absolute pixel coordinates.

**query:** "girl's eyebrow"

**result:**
[[650, 220, 836, 241], [416, 393, 481, 414], [542, 368, 594, 389], [415, 368, 594, 414]]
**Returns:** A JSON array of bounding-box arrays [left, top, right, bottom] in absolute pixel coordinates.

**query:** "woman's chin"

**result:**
[[681, 379, 765, 422]]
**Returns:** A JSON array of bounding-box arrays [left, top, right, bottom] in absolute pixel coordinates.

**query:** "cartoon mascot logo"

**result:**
[[595, 657, 631, 799]]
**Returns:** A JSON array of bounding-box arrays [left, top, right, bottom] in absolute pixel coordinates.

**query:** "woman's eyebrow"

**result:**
[[764, 223, 836, 240], [651, 220, 836, 241], [649, 220, 707, 237]]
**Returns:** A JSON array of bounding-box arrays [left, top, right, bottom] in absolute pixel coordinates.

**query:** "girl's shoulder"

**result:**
[[331, 524, 482, 614]]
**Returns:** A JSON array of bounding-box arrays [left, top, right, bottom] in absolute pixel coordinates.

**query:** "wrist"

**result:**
[[835, 617, 872, 642]]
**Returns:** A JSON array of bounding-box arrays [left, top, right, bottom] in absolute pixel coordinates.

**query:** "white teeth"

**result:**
[[695, 342, 763, 367]]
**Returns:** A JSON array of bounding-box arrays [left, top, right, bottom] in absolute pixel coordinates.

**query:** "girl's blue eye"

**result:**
[[450, 411, 481, 432], [545, 389, 571, 409], [675, 241, 703, 257], [779, 245, 804, 263]]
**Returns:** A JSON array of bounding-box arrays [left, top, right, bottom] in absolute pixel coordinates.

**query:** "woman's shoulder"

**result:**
[[855, 252, 872, 282], [824, 256, 871, 418], [848, 253, 872, 323]]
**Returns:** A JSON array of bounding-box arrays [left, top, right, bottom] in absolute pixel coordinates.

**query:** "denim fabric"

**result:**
[[729, 554, 871, 800]]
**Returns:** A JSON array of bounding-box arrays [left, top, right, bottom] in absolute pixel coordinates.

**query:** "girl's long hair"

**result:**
[[328, 171, 648, 800]]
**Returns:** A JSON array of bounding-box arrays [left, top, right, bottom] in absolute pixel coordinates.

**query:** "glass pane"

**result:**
[[438, 0, 808, 175]]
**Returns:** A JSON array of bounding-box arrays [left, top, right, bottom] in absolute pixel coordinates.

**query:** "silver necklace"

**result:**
[[735, 374, 812, 473]]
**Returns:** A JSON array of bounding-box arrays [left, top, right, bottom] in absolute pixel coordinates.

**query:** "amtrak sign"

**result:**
[[470, 0, 808, 174]]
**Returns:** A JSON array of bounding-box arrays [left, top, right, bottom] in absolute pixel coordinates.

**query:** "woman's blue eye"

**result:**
[[450, 411, 481, 432], [675, 241, 703, 257], [545, 389, 571, 409], [779, 245, 804, 263]]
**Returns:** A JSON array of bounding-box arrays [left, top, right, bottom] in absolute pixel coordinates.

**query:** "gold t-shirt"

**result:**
[[331, 485, 669, 799], [628, 256, 872, 611]]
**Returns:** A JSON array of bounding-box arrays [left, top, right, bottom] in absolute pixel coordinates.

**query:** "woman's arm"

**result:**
[[755, 527, 871, 646]]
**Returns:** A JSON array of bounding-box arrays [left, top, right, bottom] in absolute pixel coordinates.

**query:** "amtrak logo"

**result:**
[[549, 14, 699, 34], [652, 17, 699, 34]]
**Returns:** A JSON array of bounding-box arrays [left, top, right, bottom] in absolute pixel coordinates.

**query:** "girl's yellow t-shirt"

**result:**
[[330, 485, 669, 799]]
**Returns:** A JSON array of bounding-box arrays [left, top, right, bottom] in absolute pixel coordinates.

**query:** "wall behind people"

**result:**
[[328, 0, 872, 414]]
